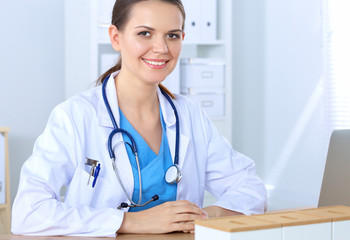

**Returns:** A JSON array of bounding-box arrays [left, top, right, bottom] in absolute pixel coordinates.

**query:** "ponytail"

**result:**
[[96, 58, 122, 85], [159, 83, 176, 99]]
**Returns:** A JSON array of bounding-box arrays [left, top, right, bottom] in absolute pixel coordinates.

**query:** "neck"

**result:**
[[115, 71, 159, 118]]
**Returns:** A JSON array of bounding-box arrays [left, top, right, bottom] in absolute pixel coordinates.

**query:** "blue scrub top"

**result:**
[[119, 107, 177, 212]]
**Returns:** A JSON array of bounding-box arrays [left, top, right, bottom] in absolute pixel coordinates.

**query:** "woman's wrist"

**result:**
[[118, 212, 137, 233]]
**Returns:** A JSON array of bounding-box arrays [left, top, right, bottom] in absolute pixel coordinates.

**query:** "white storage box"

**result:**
[[195, 206, 350, 240], [180, 58, 225, 92], [187, 93, 225, 117], [252, 211, 333, 240], [195, 215, 282, 240]]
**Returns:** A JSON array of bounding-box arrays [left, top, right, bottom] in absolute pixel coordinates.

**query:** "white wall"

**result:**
[[232, 0, 326, 210], [264, 0, 326, 210], [0, 1, 65, 202], [231, 0, 266, 174]]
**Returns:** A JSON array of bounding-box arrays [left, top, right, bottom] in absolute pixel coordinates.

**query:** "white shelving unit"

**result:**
[[65, 0, 232, 143]]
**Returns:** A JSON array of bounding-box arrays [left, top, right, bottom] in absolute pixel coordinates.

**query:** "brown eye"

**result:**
[[167, 33, 180, 39], [138, 31, 151, 37]]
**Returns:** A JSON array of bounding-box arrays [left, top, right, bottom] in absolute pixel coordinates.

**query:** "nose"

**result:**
[[152, 37, 168, 53]]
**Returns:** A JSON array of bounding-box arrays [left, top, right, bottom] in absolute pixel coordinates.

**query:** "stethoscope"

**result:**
[[102, 75, 182, 209]]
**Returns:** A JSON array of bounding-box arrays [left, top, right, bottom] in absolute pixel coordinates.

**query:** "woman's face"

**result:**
[[110, 0, 184, 86]]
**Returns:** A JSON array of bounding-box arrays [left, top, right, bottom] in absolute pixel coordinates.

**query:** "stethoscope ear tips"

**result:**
[[118, 202, 129, 209], [118, 195, 159, 209]]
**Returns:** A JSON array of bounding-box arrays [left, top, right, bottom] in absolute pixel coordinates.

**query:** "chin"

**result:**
[[144, 71, 171, 84], [149, 76, 168, 85]]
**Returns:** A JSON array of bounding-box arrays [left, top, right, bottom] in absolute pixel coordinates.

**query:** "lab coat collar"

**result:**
[[157, 88, 189, 168], [157, 87, 176, 127]]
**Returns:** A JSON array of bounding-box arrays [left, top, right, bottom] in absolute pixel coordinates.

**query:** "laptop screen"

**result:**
[[318, 129, 350, 207]]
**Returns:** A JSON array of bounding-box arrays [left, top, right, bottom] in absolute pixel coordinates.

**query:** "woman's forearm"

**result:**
[[202, 205, 243, 218]]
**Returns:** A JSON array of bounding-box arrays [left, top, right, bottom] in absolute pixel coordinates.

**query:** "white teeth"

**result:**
[[143, 59, 167, 66]]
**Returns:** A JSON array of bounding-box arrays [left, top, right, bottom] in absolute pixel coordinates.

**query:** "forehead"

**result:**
[[127, 1, 184, 30]]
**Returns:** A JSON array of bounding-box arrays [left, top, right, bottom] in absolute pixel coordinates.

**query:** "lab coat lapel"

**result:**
[[158, 88, 189, 170], [97, 73, 134, 199]]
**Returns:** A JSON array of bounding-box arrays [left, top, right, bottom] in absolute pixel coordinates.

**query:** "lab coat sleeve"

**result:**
[[11, 104, 123, 237], [201, 111, 267, 215]]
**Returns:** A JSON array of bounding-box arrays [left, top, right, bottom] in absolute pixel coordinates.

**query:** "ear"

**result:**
[[109, 25, 121, 51]]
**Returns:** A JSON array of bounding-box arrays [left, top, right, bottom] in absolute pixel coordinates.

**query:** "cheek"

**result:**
[[123, 39, 150, 58], [169, 43, 182, 58]]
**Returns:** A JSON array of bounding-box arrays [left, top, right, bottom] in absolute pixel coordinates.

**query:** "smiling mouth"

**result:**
[[143, 59, 169, 66]]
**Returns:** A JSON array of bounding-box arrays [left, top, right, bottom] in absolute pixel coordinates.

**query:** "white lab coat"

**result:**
[[12, 73, 267, 237]]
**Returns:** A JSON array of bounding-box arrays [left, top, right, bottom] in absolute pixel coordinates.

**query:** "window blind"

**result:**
[[323, 0, 350, 136]]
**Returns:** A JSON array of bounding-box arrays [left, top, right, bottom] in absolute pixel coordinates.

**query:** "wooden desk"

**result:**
[[0, 233, 194, 240], [0, 209, 320, 239]]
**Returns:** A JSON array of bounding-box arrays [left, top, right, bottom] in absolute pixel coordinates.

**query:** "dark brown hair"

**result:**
[[97, 0, 186, 99]]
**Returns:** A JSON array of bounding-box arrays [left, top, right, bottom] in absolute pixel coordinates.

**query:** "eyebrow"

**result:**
[[134, 26, 183, 32]]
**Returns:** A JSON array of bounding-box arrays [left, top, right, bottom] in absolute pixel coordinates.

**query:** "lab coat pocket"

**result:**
[[64, 167, 105, 207]]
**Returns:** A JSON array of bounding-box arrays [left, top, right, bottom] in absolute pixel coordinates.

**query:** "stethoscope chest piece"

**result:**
[[165, 164, 182, 184]]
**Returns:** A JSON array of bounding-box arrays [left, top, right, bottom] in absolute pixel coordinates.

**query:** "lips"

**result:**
[[142, 58, 169, 69]]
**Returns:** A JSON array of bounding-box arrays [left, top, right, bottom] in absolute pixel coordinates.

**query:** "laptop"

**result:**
[[318, 129, 350, 207]]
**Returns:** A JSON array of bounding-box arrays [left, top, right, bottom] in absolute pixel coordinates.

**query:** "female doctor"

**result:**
[[12, 0, 267, 237]]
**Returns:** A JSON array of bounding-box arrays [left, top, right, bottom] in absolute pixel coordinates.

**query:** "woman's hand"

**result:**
[[117, 200, 207, 234], [202, 205, 243, 218]]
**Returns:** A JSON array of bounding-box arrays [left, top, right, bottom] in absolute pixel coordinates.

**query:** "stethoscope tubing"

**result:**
[[107, 128, 137, 158], [103, 77, 143, 207], [159, 89, 180, 165], [102, 74, 180, 209]]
